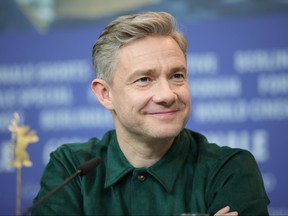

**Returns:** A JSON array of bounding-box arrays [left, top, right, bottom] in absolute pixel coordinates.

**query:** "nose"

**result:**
[[152, 79, 177, 106]]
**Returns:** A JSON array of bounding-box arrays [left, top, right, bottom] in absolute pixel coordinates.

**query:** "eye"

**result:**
[[134, 76, 152, 86], [138, 77, 150, 82], [172, 73, 185, 81]]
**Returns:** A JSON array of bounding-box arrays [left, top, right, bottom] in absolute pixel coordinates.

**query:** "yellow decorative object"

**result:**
[[8, 112, 39, 215], [9, 113, 39, 168]]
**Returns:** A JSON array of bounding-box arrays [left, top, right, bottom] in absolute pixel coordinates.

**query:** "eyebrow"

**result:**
[[126, 66, 187, 83], [171, 66, 187, 73], [126, 69, 156, 83]]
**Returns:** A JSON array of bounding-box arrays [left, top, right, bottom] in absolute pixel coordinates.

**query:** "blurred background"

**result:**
[[0, 0, 288, 215]]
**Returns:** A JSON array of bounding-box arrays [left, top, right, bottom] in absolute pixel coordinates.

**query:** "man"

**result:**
[[32, 12, 269, 215]]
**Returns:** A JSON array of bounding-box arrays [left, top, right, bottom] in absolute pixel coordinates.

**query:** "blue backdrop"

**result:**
[[0, 13, 288, 215]]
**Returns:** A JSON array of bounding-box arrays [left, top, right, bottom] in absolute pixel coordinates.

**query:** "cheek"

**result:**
[[128, 92, 152, 113], [114, 92, 148, 112], [177, 87, 191, 103], [186, 93, 192, 104]]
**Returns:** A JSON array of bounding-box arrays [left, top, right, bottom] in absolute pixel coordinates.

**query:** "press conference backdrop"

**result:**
[[0, 1, 288, 215]]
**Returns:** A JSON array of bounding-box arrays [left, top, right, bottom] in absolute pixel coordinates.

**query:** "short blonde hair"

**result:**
[[92, 11, 188, 83]]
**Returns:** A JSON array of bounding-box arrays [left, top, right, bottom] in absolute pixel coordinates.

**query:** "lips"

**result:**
[[148, 110, 177, 115], [145, 110, 179, 119]]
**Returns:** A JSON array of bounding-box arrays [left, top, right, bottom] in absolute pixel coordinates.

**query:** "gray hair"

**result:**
[[92, 11, 188, 83]]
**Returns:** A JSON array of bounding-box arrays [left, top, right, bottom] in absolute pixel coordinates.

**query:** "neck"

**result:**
[[117, 135, 174, 168]]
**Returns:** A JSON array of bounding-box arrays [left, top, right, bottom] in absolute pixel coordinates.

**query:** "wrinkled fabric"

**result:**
[[32, 129, 269, 215]]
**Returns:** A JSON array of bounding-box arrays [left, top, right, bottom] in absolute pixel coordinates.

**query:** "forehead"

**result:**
[[116, 36, 185, 68]]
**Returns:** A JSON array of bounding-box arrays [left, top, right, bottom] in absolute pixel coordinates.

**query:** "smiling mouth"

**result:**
[[146, 110, 178, 118], [149, 110, 177, 114]]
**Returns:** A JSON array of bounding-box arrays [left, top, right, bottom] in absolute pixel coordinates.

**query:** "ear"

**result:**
[[91, 79, 114, 110]]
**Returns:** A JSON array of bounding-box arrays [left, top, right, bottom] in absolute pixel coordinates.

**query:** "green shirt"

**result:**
[[32, 129, 269, 215]]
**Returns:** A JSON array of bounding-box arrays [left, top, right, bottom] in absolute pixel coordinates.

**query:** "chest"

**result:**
[[82, 168, 209, 215]]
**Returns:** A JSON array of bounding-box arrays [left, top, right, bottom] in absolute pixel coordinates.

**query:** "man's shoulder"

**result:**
[[183, 128, 254, 165], [50, 130, 116, 163]]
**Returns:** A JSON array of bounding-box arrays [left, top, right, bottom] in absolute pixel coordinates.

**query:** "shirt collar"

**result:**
[[147, 131, 191, 192], [104, 130, 191, 192], [104, 132, 134, 189]]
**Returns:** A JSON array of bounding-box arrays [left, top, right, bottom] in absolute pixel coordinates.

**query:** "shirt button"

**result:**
[[137, 174, 146, 182]]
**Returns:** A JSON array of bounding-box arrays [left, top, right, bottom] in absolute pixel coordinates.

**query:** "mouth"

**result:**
[[146, 110, 178, 119]]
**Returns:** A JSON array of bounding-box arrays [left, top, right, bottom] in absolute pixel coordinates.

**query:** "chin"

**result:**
[[152, 126, 183, 139]]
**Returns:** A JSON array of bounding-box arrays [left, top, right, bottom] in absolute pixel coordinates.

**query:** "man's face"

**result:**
[[108, 36, 191, 143]]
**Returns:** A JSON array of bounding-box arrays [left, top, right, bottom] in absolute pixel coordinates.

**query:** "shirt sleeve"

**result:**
[[206, 149, 270, 215], [31, 145, 83, 215]]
